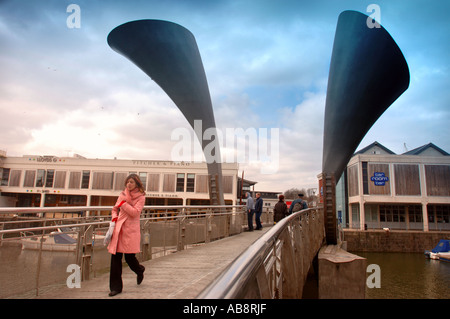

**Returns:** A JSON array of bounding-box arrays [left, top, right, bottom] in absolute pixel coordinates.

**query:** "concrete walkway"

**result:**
[[33, 227, 271, 299]]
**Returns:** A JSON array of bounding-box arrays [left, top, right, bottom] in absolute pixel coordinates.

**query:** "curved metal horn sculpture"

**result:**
[[107, 20, 224, 205], [322, 11, 410, 243]]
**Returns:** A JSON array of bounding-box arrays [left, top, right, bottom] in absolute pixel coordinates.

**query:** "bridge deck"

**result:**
[[32, 227, 271, 299]]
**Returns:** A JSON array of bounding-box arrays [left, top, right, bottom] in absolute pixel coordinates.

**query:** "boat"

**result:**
[[20, 228, 106, 252], [21, 231, 77, 252], [436, 252, 450, 263], [424, 239, 450, 260]]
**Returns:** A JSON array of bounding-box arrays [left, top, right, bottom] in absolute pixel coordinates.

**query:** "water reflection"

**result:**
[[355, 252, 450, 299]]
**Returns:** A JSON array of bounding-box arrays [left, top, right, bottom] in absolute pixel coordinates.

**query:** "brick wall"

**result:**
[[343, 229, 450, 253]]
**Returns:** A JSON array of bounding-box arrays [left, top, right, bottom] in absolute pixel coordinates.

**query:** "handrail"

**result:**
[[0, 205, 244, 214], [197, 207, 325, 299], [0, 205, 246, 237]]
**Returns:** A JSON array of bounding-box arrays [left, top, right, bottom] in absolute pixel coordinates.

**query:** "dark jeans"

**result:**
[[247, 209, 255, 230], [110, 252, 145, 292], [255, 211, 262, 229]]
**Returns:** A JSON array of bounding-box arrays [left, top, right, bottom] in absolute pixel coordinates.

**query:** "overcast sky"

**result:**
[[1, 0, 449, 193]]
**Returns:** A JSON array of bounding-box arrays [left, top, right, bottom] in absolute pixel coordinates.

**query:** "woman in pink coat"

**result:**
[[108, 174, 146, 297]]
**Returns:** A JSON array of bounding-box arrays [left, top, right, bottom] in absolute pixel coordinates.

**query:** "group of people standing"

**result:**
[[273, 193, 308, 223], [245, 192, 264, 231], [246, 192, 308, 230]]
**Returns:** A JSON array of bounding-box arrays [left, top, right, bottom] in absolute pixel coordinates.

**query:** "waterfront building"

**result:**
[[236, 178, 283, 208], [0, 152, 239, 212], [251, 191, 283, 208], [335, 141, 450, 231]]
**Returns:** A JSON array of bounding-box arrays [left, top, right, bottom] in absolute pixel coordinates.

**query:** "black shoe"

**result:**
[[137, 267, 145, 285], [137, 273, 144, 285], [108, 290, 122, 297]]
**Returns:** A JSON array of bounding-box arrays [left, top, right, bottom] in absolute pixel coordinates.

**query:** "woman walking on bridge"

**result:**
[[107, 174, 146, 297]]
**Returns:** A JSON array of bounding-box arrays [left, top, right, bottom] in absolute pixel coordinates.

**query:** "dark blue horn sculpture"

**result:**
[[107, 20, 224, 205], [323, 10, 409, 181], [322, 11, 410, 243]]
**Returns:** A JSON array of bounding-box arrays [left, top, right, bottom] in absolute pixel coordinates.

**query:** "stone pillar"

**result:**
[[422, 202, 429, 231], [318, 245, 367, 299], [360, 201, 365, 230]]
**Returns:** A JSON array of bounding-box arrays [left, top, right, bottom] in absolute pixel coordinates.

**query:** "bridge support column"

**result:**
[[322, 173, 337, 244], [318, 245, 366, 299]]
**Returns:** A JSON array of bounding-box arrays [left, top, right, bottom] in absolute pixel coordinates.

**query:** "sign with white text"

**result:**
[[371, 172, 389, 186]]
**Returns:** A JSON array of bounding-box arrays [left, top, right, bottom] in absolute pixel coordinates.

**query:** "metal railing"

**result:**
[[197, 207, 325, 299], [0, 204, 271, 298]]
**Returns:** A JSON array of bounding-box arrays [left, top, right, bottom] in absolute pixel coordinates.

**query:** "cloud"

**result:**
[[237, 91, 326, 191]]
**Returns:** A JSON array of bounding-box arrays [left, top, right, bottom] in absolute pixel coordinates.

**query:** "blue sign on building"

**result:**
[[371, 172, 389, 186]]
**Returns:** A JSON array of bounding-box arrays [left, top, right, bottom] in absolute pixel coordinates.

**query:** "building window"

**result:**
[[69, 171, 81, 189], [364, 204, 378, 223], [54, 171, 66, 188], [394, 164, 420, 196], [24, 170, 36, 187], [68, 195, 86, 205], [408, 205, 422, 223], [139, 172, 147, 191], [223, 176, 234, 194], [92, 172, 114, 190], [176, 173, 185, 192], [45, 169, 55, 188], [1, 168, 10, 186], [195, 175, 209, 193], [434, 205, 450, 224], [9, 170, 21, 187], [380, 205, 405, 223], [351, 204, 360, 228], [186, 174, 195, 192], [362, 162, 368, 195], [368, 163, 390, 195], [81, 170, 90, 189], [425, 165, 450, 196], [347, 165, 359, 197], [147, 174, 160, 192], [114, 172, 127, 191], [163, 174, 175, 192], [35, 169, 46, 187]]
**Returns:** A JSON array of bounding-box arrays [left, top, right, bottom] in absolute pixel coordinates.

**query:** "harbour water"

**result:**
[[355, 252, 450, 299]]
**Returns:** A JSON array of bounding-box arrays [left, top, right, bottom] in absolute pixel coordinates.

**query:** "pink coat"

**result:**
[[107, 188, 145, 255]]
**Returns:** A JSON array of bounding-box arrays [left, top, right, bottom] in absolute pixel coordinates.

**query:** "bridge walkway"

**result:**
[[32, 227, 271, 299]]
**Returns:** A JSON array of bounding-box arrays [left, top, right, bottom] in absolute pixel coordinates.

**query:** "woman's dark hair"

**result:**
[[125, 174, 145, 194]]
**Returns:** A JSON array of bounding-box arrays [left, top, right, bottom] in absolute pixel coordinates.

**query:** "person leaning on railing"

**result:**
[[107, 174, 146, 297]]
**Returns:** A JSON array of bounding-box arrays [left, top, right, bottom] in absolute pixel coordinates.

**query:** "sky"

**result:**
[[0, 0, 449, 193]]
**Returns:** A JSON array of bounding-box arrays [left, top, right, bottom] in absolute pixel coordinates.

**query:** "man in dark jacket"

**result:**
[[254, 192, 263, 230], [273, 194, 288, 223]]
